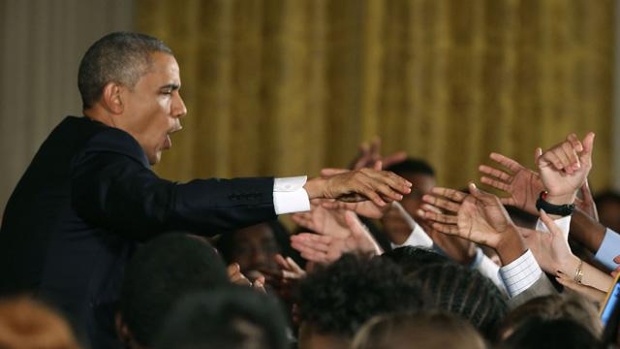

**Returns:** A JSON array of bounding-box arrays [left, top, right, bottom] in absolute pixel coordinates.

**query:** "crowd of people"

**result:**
[[1, 31, 620, 349]]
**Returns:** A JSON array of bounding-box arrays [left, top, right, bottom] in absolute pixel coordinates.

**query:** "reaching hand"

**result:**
[[258, 254, 306, 302], [290, 211, 382, 264], [519, 210, 577, 275], [536, 132, 595, 203], [291, 200, 350, 239], [418, 183, 525, 264], [479, 152, 543, 215], [319, 199, 389, 219], [305, 162, 412, 207], [349, 137, 407, 170], [227, 263, 252, 287]]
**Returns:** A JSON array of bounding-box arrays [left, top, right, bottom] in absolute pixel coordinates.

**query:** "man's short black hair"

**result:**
[[78, 31, 173, 109], [297, 253, 428, 337], [120, 233, 229, 347], [155, 286, 289, 349], [384, 158, 435, 177], [401, 260, 508, 340]]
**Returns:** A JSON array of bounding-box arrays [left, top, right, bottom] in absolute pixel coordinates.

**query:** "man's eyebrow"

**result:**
[[160, 83, 180, 90]]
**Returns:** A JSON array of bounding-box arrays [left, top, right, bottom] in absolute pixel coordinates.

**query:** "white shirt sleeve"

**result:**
[[390, 224, 434, 249], [594, 228, 620, 270], [272, 176, 311, 215], [389, 202, 434, 249], [535, 215, 571, 239], [499, 249, 543, 298], [470, 248, 508, 295]]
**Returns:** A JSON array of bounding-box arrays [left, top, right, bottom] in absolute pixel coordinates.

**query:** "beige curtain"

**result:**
[[136, 0, 614, 192], [0, 0, 134, 214]]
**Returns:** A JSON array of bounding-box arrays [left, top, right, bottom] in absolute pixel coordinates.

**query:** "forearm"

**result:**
[[570, 208, 606, 253], [559, 256, 613, 292]]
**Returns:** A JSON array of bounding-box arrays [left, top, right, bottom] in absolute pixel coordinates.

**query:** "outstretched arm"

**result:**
[[419, 183, 526, 265]]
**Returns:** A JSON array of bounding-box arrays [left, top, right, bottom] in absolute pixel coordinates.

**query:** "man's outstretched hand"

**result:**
[[304, 163, 412, 207]]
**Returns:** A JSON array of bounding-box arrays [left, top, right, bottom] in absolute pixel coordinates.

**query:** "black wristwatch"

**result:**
[[535, 191, 575, 216]]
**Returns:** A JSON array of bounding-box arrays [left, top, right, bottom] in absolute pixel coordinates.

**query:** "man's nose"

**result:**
[[173, 92, 187, 118]]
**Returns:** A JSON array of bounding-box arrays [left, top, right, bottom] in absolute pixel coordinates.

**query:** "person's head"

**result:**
[[385, 158, 436, 215], [155, 286, 289, 349], [499, 294, 602, 340], [501, 318, 600, 349], [352, 311, 487, 349], [296, 253, 428, 349], [118, 233, 229, 348], [217, 221, 293, 280], [594, 190, 620, 233], [383, 250, 508, 340], [79, 32, 187, 165], [0, 296, 82, 349], [381, 246, 450, 274]]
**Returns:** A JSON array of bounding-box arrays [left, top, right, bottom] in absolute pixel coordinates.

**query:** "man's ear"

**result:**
[[101, 82, 125, 114]]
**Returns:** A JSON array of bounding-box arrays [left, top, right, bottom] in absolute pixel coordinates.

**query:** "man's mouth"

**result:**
[[164, 126, 183, 150], [163, 134, 172, 150]]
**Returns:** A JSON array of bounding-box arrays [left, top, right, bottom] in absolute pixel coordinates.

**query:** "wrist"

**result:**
[[544, 192, 576, 206], [557, 255, 581, 277], [495, 226, 527, 265], [536, 191, 575, 218], [303, 177, 325, 199]]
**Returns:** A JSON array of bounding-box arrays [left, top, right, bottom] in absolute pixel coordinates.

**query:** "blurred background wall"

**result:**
[[0, 0, 616, 214]]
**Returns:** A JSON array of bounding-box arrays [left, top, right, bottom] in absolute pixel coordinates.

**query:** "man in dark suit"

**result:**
[[0, 32, 412, 349]]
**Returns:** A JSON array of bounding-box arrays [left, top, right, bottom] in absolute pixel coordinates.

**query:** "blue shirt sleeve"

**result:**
[[594, 228, 620, 270]]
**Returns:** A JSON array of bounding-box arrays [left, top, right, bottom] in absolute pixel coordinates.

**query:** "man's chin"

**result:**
[[148, 151, 162, 166]]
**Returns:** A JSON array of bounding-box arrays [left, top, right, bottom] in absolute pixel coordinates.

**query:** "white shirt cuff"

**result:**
[[535, 215, 571, 239], [472, 248, 507, 295], [499, 249, 543, 298], [273, 176, 310, 215], [595, 228, 620, 270], [390, 224, 434, 249]]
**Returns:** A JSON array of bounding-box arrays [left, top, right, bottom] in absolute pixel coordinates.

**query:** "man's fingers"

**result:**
[[321, 168, 350, 177], [480, 176, 511, 192], [489, 152, 522, 172], [478, 165, 512, 183], [429, 187, 467, 202], [418, 208, 458, 225], [579, 132, 595, 168]]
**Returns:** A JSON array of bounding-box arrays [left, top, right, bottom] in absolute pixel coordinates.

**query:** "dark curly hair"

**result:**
[[296, 253, 428, 337], [405, 262, 508, 340], [381, 246, 450, 275]]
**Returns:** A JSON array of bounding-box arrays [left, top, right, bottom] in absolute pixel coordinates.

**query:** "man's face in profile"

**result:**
[[117, 52, 187, 165]]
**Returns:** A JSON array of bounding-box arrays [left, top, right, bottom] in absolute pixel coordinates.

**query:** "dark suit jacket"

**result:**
[[0, 116, 277, 348]]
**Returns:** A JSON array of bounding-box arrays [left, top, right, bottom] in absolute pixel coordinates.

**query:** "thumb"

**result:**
[[539, 209, 563, 239], [534, 147, 543, 164], [580, 132, 595, 166]]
